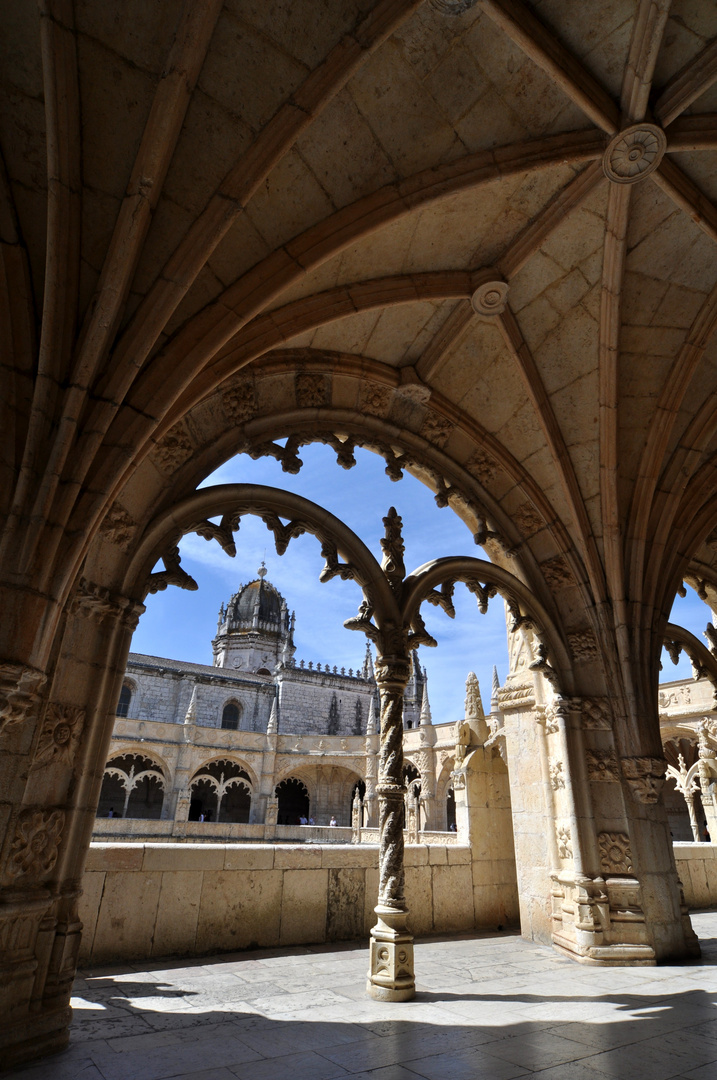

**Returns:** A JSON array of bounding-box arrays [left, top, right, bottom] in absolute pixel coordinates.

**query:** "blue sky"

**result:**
[[131, 443, 714, 722]]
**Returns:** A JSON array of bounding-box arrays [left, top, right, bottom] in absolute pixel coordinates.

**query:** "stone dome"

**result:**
[[221, 564, 288, 635]]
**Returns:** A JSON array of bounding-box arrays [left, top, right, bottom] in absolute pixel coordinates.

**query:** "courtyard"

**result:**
[[6, 911, 717, 1080]]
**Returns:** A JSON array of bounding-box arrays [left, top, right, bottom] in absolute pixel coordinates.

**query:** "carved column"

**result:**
[[367, 654, 414, 1001]]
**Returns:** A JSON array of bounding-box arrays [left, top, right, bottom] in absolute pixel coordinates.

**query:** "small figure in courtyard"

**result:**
[[299, 814, 308, 825], [309, 816, 315, 825], [198, 812, 205, 822], [107, 808, 114, 818], [329, 815, 337, 826]]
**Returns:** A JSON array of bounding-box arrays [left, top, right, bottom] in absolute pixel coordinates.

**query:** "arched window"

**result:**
[[221, 702, 240, 730], [116, 684, 132, 717]]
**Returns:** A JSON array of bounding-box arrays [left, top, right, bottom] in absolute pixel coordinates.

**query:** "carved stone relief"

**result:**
[[465, 448, 498, 485], [622, 756, 667, 803], [33, 703, 85, 766], [598, 832, 633, 874], [419, 411, 453, 449], [586, 749, 620, 782], [580, 698, 613, 730], [568, 630, 598, 660], [0, 663, 47, 733], [549, 759, 565, 789], [359, 382, 393, 417], [98, 502, 137, 552], [6, 808, 65, 879], [295, 372, 330, 409], [512, 502, 544, 537], [222, 377, 256, 423], [151, 423, 194, 473], [541, 555, 573, 589], [556, 825, 572, 860], [69, 578, 145, 630]]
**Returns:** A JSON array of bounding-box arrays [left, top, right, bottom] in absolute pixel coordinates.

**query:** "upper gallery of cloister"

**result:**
[[5, 0, 717, 1069]]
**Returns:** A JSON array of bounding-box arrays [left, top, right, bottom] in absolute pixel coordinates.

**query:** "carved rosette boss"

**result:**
[[602, 124, 666, 185]]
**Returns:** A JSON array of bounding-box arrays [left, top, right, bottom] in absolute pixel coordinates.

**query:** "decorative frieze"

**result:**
[[621, 756, 667, 803], [6, 808, 65, 880], [586, 749, 620, 782], [598, 832, 633, 874], [0, 663, 47, 733], [496, 684, 535, 709], [33, 703, 85, 766]]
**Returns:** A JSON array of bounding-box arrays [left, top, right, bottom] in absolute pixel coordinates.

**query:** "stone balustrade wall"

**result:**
[[78, 841, 519, 965], [674, 843, 717, 908]]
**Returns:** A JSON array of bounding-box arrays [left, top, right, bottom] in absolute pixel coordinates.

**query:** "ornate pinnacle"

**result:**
[[465, 671, 484, 720], [380, 507, 405, 593]]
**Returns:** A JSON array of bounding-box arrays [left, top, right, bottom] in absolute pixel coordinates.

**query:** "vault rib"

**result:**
[[655, 37, 717, 128]]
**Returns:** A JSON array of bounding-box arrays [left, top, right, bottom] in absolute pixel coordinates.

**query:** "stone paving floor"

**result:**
[[7, 912, 717, 1080]]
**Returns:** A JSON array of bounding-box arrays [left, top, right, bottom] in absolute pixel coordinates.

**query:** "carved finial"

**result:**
[[380, 507, 405, 592], [465, 672, 484, 720], [184, 684, 198, 724], [491, 665, 500, 706], [257, 561, 267, 579], [420, 684, 432, 726], [267, 693, 279, 734], [366, 695, 377, 735], [363, 641, 374, 680]]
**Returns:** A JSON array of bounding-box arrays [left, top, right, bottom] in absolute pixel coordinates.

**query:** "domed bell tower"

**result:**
[[212, 563, 295, 673]]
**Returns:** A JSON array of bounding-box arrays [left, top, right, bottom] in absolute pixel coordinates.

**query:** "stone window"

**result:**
[[116, 684, 132, 717], [221, 701, 240, 730]]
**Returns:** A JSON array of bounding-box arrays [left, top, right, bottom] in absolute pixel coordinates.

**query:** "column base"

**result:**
[[0, 1004, 71, 1069], [367, 904, 415, 1001]]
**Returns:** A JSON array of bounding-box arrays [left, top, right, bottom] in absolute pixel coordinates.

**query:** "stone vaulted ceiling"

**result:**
[[4, 0, 717, 721]]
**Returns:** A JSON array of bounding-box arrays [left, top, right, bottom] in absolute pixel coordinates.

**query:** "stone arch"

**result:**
[[98, 749, 168, 820], [275, 776, 310, 825], [188, 757, 253, 824]]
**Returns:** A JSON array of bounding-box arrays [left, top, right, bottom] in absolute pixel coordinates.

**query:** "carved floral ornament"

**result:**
[[69, 577, 145, 630], [6, 808, 65, 880], [33, 703, 85, 766], [598, 832, 633, 875], [471, 279, 509, 317], [602, 124, 667, 185]]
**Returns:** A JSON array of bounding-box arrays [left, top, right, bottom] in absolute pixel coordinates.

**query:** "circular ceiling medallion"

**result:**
[[602, 124, 667, 185], [471, 280, 509, 316]]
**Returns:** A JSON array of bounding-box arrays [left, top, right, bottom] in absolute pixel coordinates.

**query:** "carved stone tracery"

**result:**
[[598, 832, 633, 874]]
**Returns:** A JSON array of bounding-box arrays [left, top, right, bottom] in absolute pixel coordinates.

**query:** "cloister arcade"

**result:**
[[6, 0, 717, 1067]]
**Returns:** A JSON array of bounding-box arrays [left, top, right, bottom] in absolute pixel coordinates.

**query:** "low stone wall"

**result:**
[[674, 842, 717, 908], [92, 819, 354, 844], [78, 841, 517, 965]]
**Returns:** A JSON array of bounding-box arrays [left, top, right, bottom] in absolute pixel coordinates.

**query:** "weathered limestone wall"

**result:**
[[674, 843, 717, 909], [77, 842, 519, 965]]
